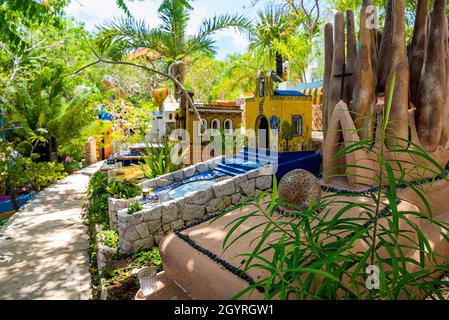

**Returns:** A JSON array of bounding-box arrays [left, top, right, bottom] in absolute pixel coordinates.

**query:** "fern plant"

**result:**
[[217, 75, 449, 300]]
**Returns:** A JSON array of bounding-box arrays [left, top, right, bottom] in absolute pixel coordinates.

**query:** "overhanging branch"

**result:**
[[73, 34, 203, 126]]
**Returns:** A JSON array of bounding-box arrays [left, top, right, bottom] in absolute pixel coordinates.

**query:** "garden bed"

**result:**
[[95, 226, 162, 300]]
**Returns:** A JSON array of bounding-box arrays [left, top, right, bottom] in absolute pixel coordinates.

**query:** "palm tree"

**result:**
[[249, 5, 299, 80], [96, 0, 251, 102]]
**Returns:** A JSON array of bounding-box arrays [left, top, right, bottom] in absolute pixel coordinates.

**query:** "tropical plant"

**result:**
[[216, 76, 449, 300], [107, 179, 142, 200], [141, 141, 186, 179], [5, 153, 67, 193], [84, 172, 111, 229], [102, 230, 120, 249], [0, 0, 67, 52], [248, 2, 323, 81], [95, 0, 252, 99], [128, 202, 144, 215]]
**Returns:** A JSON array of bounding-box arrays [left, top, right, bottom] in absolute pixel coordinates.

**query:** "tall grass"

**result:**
[[218, 75, 449, 300]]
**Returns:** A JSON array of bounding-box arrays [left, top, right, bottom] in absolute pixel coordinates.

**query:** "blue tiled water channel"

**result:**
[[139, 147, 320, 206]]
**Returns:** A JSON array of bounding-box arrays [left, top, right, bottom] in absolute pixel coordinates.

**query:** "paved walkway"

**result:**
[[0, 162, 102, 300]]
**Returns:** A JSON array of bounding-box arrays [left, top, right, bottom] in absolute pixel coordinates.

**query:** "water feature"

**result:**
[[140, 170, 228, 206], [168, 180, 216, 199]]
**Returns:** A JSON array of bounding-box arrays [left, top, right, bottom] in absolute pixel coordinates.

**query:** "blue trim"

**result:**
[[274, 90, 306, 97], [0, 192, 36, 214]]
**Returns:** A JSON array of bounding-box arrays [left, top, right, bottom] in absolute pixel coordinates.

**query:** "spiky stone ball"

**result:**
[[277, 169, 321, 211]]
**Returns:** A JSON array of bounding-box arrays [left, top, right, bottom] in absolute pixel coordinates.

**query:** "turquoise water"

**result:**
[[168, 180, 216, 199]]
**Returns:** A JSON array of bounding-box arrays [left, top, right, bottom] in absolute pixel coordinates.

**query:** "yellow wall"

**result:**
[[245, 94, 314, 152]]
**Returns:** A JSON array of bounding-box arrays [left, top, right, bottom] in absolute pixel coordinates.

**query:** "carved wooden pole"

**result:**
[[440, 17, 449, 147], [409, 0, 428, 107], [327, 12, 345, 125], [344, 10, 357, 104], [377, 30, 383, 53], [416, 0, 447, 152], [323, 23, 334, 135], [385, 0, 410, 149], [352, 0, 376, 141], [377, 0, 393, 93]]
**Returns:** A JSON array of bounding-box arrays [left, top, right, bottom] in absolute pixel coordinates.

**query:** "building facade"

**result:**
[[245, 72, 315, 152]]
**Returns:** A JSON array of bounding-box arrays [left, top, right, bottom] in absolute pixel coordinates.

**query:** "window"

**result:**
[[292, 115, 302, 136], [211, 118, 220, 130], [169, 113, 173, 120], [224, 119, 233, 133], [198, 119, 208, 136]]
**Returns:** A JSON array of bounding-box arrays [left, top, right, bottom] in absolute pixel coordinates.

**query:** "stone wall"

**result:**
[[117, 165, 274, 254], [108, 156, 224, 230], [108, 195, 142, 230]]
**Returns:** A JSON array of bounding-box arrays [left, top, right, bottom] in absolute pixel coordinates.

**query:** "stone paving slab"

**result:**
[[0, 162, 103, 300]]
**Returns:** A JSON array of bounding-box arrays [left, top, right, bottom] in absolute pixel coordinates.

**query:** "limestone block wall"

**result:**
[[117, 165, 274, 254], [108, 156, 224, 230], [108, 196, 142, 230]]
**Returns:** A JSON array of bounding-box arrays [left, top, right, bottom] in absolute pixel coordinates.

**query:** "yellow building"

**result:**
[[245, 72, 316, 152]]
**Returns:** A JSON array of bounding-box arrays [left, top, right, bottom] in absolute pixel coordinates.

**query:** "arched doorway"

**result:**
[[256, 115, 269, 149]]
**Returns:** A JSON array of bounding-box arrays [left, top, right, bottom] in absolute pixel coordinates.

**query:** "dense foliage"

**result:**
[[1, 141, 66, 194], [107, 179, 142, 200], [141, 141, 186, 179]]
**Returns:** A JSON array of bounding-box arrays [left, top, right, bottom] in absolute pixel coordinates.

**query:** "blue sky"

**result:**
[[65, 0, 274, 61]]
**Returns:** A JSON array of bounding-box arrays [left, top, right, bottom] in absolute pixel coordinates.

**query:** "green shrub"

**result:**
[[87, 172, 109, 198], [84, 172, 110, 228], [128, 202, 143, 215], [132, 247, 162, 270], [107, 179, 141, 199], [102, 230, 119, 249], [2, 147, 67, 193]]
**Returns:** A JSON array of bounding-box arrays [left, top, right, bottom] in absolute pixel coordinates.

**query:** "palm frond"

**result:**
[[96, 16, 155, 60], [197, 13, 253, 38], [186, 14, 252, 56]]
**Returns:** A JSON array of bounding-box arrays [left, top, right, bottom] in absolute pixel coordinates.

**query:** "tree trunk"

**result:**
[[276, 52, 283, 81], [173, 62, 187, 130]]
